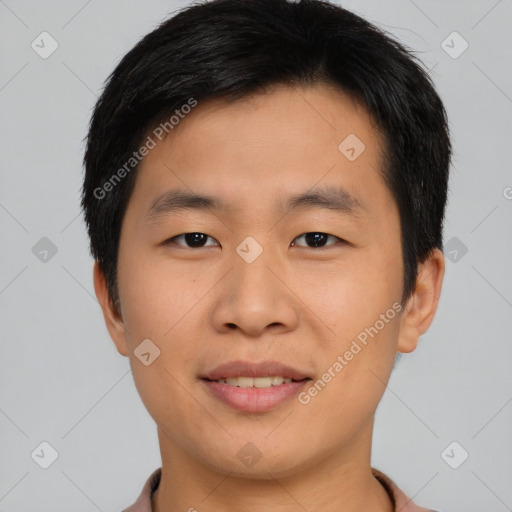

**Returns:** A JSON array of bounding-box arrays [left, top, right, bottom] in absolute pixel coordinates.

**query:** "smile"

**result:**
[[210, 376, 302, 387]]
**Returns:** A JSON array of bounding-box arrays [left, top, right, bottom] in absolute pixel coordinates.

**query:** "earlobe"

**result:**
[[397, 248, 445, 353], [92, 261, 129, 357]]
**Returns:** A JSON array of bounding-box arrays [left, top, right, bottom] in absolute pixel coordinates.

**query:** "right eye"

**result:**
[[163, 232, 219, 248]]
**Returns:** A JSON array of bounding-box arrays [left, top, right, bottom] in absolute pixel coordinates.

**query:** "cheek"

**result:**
[[293, 249, 402, 418], [117, 253, 208, 428], [118, 249, 209, 344], [291, 251, 402, 341], [301, 313, 401, 441]]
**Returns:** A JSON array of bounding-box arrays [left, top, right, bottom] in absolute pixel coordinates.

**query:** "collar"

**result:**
[[123, 467, 437, 512]]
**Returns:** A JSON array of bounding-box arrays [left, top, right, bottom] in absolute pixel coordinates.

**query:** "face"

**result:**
[[96, 83, 443, 479]]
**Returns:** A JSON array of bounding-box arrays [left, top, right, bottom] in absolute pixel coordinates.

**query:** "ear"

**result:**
[[397, 248, 445, 353], [93, 261, 129, 357]]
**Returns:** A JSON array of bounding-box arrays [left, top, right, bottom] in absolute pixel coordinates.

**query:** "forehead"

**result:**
[[126, 83, 391, 221]]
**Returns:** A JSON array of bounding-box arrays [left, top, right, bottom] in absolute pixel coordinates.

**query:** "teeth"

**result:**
[[215, 376, 295, 387], [238, 376, 254, 388], [271, 376, 284, 386]]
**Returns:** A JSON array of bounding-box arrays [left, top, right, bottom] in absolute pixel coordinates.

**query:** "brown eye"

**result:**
[[166, 232, 218, 248], [292, 232, 343, 248]]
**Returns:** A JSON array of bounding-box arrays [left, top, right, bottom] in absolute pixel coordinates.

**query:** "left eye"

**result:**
[[291, 232, 343, 248]]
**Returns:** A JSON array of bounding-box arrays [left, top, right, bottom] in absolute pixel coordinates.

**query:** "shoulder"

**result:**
[[122, 468, 162, 512], [371, 468, 440, 512]]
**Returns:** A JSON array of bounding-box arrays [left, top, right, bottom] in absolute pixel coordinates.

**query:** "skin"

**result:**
[[93, 83, 444, 512]]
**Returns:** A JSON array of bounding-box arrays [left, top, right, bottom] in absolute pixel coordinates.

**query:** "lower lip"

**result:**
[[201, 379, 310, 413]]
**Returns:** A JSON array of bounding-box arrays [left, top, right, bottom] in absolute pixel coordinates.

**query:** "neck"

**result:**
[[152, 424, 394, 512]]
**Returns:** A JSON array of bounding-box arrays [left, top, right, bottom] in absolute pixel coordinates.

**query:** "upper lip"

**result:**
[[201, 360, 311, 381]]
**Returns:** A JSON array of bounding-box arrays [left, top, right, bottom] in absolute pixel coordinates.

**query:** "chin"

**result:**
[[195, 440, 311, 480]]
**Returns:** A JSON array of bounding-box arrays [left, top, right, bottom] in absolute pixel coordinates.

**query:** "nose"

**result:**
[[210, 245, 300, 337]]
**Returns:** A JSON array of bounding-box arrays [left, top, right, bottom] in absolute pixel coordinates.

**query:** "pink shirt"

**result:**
[[122, 467, 439, 511]]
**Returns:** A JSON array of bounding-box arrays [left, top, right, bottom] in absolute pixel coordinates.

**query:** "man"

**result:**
[[82, 0, 451, 510]]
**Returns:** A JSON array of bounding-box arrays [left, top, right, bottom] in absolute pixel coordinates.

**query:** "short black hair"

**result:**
[[82, 0, 451, 316]]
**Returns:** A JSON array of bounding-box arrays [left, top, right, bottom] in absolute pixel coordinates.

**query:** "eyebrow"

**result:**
[[146, 185, 366, 221]]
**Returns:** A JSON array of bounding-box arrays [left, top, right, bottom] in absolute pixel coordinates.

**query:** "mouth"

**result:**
[[200, 360, 312, 412], [202, 375, 310, 388]]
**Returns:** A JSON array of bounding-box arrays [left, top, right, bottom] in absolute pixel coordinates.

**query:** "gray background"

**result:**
[[1, 0, 511, 510]]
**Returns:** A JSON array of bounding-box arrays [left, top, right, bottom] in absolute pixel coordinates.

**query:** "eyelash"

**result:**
[[163, 232, 345, 249]]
